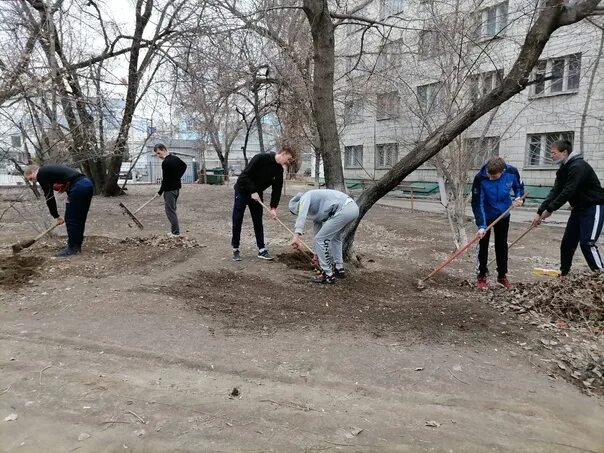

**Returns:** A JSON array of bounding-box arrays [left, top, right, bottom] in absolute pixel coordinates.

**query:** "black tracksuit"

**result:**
[[37, 164, 93, 250], [231, 152, 284, 250], [538, 155, 604, 275]]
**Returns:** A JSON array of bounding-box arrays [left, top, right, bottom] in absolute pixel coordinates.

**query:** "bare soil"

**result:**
[[0, 183, 602, 452]]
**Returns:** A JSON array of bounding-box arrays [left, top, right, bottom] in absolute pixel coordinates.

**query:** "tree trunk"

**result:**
[[104, 0, 154, 196], [342, 0, 600, 258], [302, 0, 344, 190], [253, 86, 265, 153]]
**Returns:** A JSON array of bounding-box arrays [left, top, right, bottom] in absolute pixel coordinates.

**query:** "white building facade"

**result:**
[[335, 0, 604, 188]]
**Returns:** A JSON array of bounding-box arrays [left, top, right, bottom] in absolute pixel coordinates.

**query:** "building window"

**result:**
[[418, 30, 442, 58], [375, 143, 399, 169], [379, 40, 402, 69], [417, 82, 442, 113], [525, 131, 574, 167], [11, 135, 22, 148], [465, 136, 500, 168], [530, 53, 581, 97], [472, 2, 508, 40], [376, 91, 400, 120], [469, 69, 503, 102], [344, 145, 364, 169], [344, 99, 364, 124], [379, 0, 405, 19]]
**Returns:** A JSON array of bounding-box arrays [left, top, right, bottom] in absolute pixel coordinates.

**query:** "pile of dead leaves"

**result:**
[[495, 272, 603, 328], [121, 235, 202, 249], [487, 272, 603, 395]]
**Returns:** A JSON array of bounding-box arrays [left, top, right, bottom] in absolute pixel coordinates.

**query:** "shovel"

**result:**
[[12, 223, 61, 254], [119, 194, 159, 230]]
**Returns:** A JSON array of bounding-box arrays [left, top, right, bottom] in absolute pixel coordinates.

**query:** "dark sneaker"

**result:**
[[334, 267, 346, 279], [56, 246, 80, 257], [476, 275, 488, 289], [312, 272, 335, 284], [232, 249, 241, 261], [257, 249, 273, 260], [497, 276, 513, 289]]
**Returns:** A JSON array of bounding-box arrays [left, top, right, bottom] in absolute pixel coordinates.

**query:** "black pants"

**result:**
[[231, 191, 265, 250], [560, 204, 604, 275], [65, 177, 93, 249], [477, 215, 510, 278]]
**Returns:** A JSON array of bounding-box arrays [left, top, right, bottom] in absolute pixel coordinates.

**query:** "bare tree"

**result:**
[[339, 0, 603, 255]]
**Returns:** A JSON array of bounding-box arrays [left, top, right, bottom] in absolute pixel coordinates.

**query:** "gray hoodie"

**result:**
[[289, 189, 352, 234]]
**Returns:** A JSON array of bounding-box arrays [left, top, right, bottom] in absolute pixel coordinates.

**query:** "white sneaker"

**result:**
[[166, 232, 181, 238]]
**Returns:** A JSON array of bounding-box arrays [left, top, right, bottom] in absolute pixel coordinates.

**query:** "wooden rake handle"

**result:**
[[257, 199, 315, 256], [34, 222, 61, 241], [133, 194, 160, 215], [488, 223, 536, 266], [423, 193, 528, 281]]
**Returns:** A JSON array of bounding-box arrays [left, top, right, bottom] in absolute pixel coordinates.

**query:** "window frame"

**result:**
[[472, 1, 508, 41], [11, 135, 22, 148], [344, 98, 364, 124], [344, 145, 364, 169], [417, 82, 442, 113], [524, 131, 575, 169], [529, 53, 582, 98], [376, 91, 400, 121], [375, 143, 399, 169], [468, 69, 504, 102]]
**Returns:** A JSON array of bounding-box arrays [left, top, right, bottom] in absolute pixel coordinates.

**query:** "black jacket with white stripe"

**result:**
[[538, 154, 604, 214]]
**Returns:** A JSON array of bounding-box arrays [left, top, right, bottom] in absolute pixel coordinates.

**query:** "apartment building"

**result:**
[[336, 0, 604, 187]]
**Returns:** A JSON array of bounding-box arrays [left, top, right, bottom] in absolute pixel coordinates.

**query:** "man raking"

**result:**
[[288, 189, 359, 284]]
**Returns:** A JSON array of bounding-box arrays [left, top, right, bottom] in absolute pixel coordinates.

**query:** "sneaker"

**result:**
[[232, 249, 241, 261], [56, 246, 80, 257], [334, 267, 346, 279], [312, 272, 335, 284], [257, 249, 273, 260], [167, 232, 181, 238], [497, 276, 513, 289], [476, 275, 488, 289]]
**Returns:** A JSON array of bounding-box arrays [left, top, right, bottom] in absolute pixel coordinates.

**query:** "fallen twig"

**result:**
[[39, 365, 52, 385], [0, 384, 12, 395], [259, 399, 318, 412], [448, 368, 469, 385], [127, 410, 147, 424]]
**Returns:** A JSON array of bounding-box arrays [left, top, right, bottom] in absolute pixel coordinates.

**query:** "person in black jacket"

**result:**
[[24, 163, 94, 256], [532, 140, 604, 276], [154, 144, 187, 237], [231, 147, 294, 261]]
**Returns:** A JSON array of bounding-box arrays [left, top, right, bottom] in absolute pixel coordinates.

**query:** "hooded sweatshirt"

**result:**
[[471, 163, 524, 229], [289, 189, 352, 234], [537, 153, 604, 214]]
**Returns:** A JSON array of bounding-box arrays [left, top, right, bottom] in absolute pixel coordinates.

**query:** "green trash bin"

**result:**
[[206, 167, 225, 185]]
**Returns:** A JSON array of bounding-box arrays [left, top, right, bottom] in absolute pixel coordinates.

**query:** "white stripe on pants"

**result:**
[[314, 201, 360, 275]]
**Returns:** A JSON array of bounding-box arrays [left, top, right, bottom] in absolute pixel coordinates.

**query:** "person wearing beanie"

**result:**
[[289, 189, 359, 284]]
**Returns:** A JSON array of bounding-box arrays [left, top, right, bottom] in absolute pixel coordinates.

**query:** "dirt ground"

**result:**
[[0, 183, 603, 452]]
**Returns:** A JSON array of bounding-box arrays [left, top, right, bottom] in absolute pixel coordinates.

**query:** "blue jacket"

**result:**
[[471, 163, 524, 229]]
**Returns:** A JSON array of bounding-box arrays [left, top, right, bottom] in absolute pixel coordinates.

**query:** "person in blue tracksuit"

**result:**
[[532, 140, 604, 276], [471, 157, 524, 289], [25, 164, 94, 257]]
